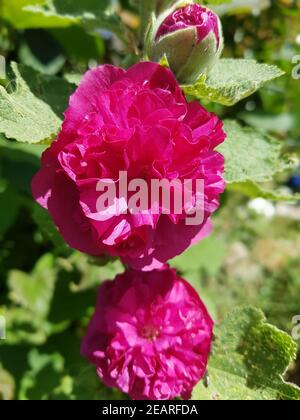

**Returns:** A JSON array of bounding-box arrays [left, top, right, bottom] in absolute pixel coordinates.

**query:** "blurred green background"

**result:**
[[0, 0, 300, 400]]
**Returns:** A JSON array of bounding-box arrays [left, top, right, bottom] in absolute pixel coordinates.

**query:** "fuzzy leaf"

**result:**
[[219, 120, 300, 201], [182, 59, 284, 106], [220, 120, 289, 184], [0, 62, 74, 143], [8, 254, 56, 318], [193, 306, 300, 400]]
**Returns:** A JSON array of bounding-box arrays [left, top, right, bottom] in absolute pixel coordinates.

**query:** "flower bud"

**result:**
[[147, 1, 224, 83]]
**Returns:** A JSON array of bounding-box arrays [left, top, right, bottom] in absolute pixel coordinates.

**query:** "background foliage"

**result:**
[[0, 0, 300, 400]]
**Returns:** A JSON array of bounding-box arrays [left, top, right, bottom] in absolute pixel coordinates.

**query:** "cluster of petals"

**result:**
[[32, 62, 225, 271], [81, 268, 214, 400]]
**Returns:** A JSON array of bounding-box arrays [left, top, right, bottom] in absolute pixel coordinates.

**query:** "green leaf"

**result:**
[[229, 180, 300, 202], [19, 349, 65, 400], [8, 254, 56, 318], [1, 1, 130, 46], [23, 0, 130, 44], [4, 307, 50, 345], [64, 73, 82, 86], [220, 120, 289, 185], [3, 252, 110, 345], [204, 0, 232, 4], [211, 0, 270, 16], [182, 59, 284, 106], [1, 0, 118, 30], [0, 62, 75, 143], [219, 120, 300, 201], [56, 252, 124, 293], [0, 135, 46, 158], [239, 112, 295, 136], [193, 306, 300, 400], [171, 236, 227, 278], [1, 1, 59, 29]]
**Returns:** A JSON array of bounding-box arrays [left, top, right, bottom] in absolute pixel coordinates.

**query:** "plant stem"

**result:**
[[139, 0, 156, 47]]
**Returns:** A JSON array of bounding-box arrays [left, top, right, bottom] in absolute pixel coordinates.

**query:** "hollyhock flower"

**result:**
[[81, 268, 214, 400], [147, 1, 223, 82], [32, 62, 226, 270]]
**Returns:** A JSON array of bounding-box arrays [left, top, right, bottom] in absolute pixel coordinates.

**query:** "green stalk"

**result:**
[[139, 0, 156, 46]]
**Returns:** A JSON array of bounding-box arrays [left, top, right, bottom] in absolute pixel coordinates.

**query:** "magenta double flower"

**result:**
[[32, 62, 225, 271], [81, 267, 214, 400]]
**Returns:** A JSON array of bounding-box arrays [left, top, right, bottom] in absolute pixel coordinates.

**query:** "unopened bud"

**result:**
[[147, 1, 224, 83]]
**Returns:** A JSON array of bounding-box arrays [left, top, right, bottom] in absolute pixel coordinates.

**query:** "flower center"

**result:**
[[142, 325, 160, 341]]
